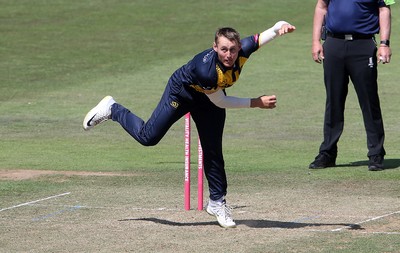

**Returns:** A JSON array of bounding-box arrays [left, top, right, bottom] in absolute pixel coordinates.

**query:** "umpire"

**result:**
[[310, 0, 394, 171]]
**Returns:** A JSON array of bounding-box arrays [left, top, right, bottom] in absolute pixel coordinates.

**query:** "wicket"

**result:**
[[184, 113, 204, 211]]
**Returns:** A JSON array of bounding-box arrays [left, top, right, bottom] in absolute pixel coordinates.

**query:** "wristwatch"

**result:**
[[380, 40, 390, 46]]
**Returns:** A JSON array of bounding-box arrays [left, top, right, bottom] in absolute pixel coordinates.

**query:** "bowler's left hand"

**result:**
[[278, 24, 296, 35]]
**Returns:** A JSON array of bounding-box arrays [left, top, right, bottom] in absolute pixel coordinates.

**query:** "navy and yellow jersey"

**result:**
[[170, 34, 260, 93]]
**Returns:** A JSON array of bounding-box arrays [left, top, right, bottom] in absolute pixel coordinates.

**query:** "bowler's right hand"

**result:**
[[251, 95, 277, 109]]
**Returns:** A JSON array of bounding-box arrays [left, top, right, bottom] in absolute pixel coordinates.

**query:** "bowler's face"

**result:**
[[213, 36, 240, 68]]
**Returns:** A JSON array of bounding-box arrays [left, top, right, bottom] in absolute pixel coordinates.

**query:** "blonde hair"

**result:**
[[215, 27, 241, 46]]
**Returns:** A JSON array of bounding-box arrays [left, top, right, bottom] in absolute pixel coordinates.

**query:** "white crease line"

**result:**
[[0, 192, 71, 212], [361, 231, 400, 235], [18, 203, 180, 211], [331, 210, 400, 232]]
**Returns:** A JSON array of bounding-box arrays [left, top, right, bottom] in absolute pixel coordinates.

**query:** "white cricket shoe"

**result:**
[[206, 198, 236, 228], [83, 96, 116, 130]]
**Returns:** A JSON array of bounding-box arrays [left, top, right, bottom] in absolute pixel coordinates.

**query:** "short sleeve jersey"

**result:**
[[324, 0, 388, 34], [170, 34, 260, 93]]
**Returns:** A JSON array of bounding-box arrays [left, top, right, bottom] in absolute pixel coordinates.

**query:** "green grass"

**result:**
[[1, 1, 400, 252]]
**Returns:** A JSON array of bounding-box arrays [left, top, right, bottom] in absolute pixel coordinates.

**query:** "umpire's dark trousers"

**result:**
[[320, 36, 386, 158], [110, 78, 227, 201]]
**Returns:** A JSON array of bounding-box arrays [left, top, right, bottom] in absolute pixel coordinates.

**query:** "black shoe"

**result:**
[[368, 155, 384, 171], [309, 153, 336, 169]]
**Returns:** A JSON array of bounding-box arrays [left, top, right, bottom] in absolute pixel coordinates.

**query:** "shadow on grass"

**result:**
[[119, 217, 362, 230], [333, 158, 400, 170]]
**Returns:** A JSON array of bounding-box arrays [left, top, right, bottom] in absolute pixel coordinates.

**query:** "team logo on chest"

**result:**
[[216, 56, 248, 89], [216, 65, 240, 88]]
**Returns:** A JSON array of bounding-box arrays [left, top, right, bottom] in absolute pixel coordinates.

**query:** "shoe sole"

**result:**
[[206, 206, 236, 228], [309, 163, 336, 169], [82, 96, 113, 131], [368, 166, 384, 171]]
